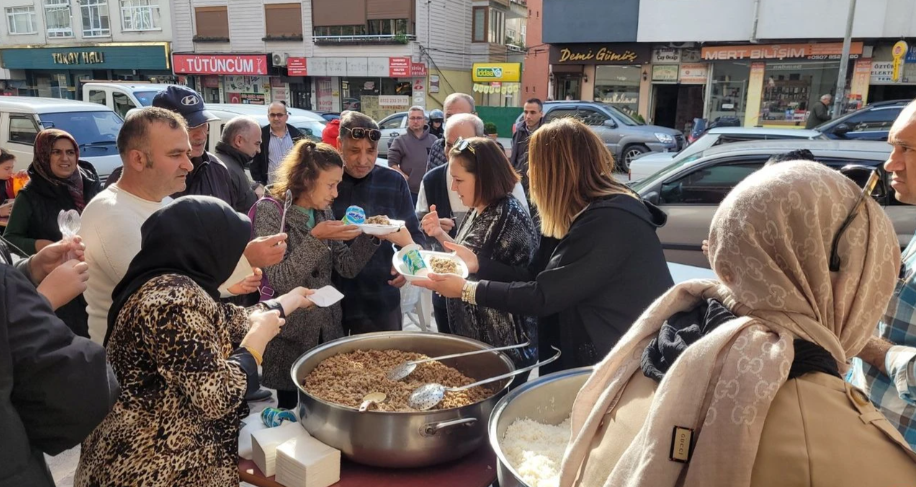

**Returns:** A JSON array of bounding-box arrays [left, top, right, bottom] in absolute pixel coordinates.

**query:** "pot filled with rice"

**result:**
[[488, 367, 593, 487]]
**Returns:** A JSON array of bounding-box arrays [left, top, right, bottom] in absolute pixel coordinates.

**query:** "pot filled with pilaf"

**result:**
[[292, 331, 515, 468]]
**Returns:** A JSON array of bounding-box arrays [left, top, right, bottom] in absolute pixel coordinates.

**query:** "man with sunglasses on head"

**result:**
[[251, 101, 304, 187], [849, 100, 916, 450], [332, 111, 424, 335]]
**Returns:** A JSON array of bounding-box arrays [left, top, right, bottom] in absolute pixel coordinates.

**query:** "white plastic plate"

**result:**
[[392, 249, 470, 282]]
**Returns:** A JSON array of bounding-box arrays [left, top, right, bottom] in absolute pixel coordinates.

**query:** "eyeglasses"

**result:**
[[268, 112, 287, 118], [829, 166, 881, 272], [342, 127, 382, 141]]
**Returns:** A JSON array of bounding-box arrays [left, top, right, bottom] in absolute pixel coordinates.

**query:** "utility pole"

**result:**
[[833, 0, 857, 118]]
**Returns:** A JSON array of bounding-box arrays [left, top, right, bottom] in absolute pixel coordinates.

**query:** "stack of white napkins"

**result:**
[[251, 421, 306, 477], [274, 434, 341, 487]]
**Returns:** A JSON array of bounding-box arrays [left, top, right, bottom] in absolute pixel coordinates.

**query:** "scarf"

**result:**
[[106, 196, 251, 346], [32, 129, 86, 211], [559, 161, 907, 487]]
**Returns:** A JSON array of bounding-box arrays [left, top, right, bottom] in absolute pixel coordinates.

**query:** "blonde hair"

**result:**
[[529, 118, 634, 238], [271, 140, 343, 201]]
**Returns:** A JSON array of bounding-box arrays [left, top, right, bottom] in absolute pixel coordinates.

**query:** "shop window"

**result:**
[[120, 0, 160, 31], [81, 0, 110, 37], [660, 162, 763, 205], [87, 89, 107, 106], [6, 6, 37, 34], [44, 0, 73, 38], [760, 62, 839, 126], [264, 3, 303, 39], [8, 115, 39, 145], [472, 7, 486, 43], [113, 92, 137, 118], [708, 62, 750, 124], [194, 6, 228, 39], [594, 65, 640, 116]]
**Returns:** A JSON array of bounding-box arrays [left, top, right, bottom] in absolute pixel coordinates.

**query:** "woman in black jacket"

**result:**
[[4, 129, 103, 337], [415, 118, 673, 374]]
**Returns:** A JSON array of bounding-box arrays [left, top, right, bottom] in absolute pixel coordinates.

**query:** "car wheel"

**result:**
[[620, 144, 649, 171]]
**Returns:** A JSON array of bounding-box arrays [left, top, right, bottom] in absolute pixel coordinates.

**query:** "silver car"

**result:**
[[377, 111, 408, 157], [628, 127, 828, 183], [633, 139, 912, 268]]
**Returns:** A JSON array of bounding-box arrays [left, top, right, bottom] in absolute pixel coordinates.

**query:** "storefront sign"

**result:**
[[52, 51, 105, 65], [389, 57, 410, 77], [379, 95, 410, 107], [271, 87, 288, 103], [326, 58, 347, 77], [241, 93, 265, 105], [287, 57, 307, 76], [892, 41, 908, 82], [347, 58, 369, 77], [849, 58, 872, 107], [701, 42, 864, 61], [679, 63, 708, 84], [550, 44, 649, 65], [173, 54, 269, 75], [652, 65, 679, 82], [871, 61, 895, 84], [1, 44, 169, 70], [907, 46, 916, 64], [410, 62, 428, 77], [472, 63, 521, 82], [316, 77, 334, 112], [652, 48, 680, 63]]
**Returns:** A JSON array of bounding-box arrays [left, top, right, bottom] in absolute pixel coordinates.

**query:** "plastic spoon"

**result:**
[[278, 189, 293, 233], [358, 392, 387, 412], [386, 341, 532, 382], [408, 347, 562, 411], [57, 209, 81, 261]]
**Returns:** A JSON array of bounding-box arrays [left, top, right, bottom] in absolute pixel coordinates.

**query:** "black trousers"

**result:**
[[342, 305, 402, 336], [433, 303, 451, 334]]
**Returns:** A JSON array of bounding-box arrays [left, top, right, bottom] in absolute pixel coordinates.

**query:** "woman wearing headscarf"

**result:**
[[414, 118, 672, 374], [4, 129, 102, 337], [75, 196, 314, 487], [420, 136, 538, 373], [558, 161, 916, 487]]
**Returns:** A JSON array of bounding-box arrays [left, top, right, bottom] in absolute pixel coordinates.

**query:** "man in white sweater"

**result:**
[[80, 108, 288, 344]]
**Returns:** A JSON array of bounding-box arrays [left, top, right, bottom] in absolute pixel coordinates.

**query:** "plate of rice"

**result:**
[[392, 249, 469, 282], [356, 214, 405, 236]]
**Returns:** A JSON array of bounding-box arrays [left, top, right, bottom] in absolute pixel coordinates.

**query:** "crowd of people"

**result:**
[[3, 82, 916, 486]]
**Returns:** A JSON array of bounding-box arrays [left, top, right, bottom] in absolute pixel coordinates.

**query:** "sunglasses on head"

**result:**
[[829, 165, 881, 272], [452, 137, 477, 155], [342, 127, 382, 142]]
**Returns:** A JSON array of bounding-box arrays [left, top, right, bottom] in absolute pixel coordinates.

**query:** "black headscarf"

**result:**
[[105, 196, 251, 346]]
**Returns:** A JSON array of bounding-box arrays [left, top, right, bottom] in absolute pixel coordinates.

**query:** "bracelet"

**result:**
[[244, 346, 263, 366], [461, 281, 479, 305]]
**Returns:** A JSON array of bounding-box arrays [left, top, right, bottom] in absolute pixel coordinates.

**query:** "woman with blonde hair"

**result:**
[[414, 118, 672, 373]]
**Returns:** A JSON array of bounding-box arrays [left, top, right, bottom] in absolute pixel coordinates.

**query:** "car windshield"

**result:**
[[630, 152, 705, 192], [595, 102, 642, 126], [133, 91, 158, 106], [38, 111, 122, 157]]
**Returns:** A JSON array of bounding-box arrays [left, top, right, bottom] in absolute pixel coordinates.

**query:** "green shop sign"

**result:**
[[1, 44, 169, 70]]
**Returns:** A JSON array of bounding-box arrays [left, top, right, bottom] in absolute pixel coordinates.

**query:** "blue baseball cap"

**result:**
[[152, 85, 218, 128]]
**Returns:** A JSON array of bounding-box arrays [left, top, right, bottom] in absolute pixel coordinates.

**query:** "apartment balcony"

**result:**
[[312, 34, 416, 46]]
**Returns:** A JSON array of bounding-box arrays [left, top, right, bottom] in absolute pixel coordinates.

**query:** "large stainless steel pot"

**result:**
[[488, 367, 593, 487], [292, 331, 515, 468]]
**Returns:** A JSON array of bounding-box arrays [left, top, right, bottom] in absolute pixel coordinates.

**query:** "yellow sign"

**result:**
[[892, 40, 908, 82], [472, 63, 521, 83], [52, 51, 106, 65]]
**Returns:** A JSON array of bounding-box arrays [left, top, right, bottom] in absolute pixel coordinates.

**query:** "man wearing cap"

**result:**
[[151, 86, 240, 208]]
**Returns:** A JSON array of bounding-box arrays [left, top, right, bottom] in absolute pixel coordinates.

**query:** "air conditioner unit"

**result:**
[[668, 42, 696, 49], [272, 53, 289, 67]]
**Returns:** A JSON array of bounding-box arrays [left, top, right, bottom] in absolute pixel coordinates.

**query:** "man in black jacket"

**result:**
[[0, 238, 119, 487], [510, 98, 544, 209], [215, 116, 261, 214], [251, 101, 304, 186]]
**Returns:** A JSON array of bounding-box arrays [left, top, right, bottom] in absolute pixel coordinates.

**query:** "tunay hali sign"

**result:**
[[52, 51, 105, 65], [549, 44, 649, 65], [172, 54, 269, 76]]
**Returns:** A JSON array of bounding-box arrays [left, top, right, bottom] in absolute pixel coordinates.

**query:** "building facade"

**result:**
[[540, 0, 916, 130], [0, 0, 175, 98]]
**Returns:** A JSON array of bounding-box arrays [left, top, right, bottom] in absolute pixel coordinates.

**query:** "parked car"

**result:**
[[378, 111, 408, 157], [628, 127, 827, 182], [204, 108, 325, 152], [515, 101, 684, 171], [205, 103, 326, 123], [0, 97, 123, 181], [686, 116, 742, 144], [632, 139, 909, 268], [320, 112, 341, 121], [82, 82, 175, 119], [816, 99, 909, 141]]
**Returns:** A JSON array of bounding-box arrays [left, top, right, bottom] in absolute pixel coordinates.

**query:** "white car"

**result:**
[[205, 103, 326, 123], [0, 97, 123, 181], [627, 128, 827, 183]]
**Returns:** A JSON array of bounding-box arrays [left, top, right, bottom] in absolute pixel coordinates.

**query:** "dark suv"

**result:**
[[816, 99, 909, 141], [518, 101, 684, 171]]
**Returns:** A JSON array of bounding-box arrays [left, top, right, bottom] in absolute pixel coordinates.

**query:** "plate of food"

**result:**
[[392, 246, 470, 282], [356, 214, 405, 236]]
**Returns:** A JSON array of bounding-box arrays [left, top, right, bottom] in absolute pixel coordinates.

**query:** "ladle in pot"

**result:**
[[408, 346, 562, 411], [386, 341, 531, 382], [358, 392, 387, 412]]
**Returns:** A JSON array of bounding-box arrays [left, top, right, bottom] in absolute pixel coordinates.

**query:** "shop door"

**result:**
[[869, 85, 916, 104], [555, 75, 581, 101], [675, 85, 705, 133], [290, 82, 312, 110], [653, 84, 679, 128]]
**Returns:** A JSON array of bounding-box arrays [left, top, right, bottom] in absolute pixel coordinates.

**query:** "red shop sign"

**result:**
[[172, 54, 269, 75], [410, 62, 427, 77], [389, 57, 410, 77], [287, 57, 307, 76]]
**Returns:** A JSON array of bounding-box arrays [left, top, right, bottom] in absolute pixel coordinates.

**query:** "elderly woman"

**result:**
[[415, 118, 672, 373], [421, 136, 538, 371], [558, 161, 916, 487], [4, 129, 102, 337], [76, 197, 314, 486]]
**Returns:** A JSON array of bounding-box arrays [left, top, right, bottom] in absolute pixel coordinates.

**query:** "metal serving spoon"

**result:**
[[358, 392, 387, 412], [386, 341, 532, 382], [408, 347, 562, 411]]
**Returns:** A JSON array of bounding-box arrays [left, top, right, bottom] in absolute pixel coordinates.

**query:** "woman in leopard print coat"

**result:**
[[75, 197, 312, 487]]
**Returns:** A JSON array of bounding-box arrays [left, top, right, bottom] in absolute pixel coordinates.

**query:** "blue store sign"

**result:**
[[907, 45, 916, 64], [1, 44, 169, 70]]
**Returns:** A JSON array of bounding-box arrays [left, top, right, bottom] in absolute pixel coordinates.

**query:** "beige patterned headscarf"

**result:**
[[559, 161, 903, 487]]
